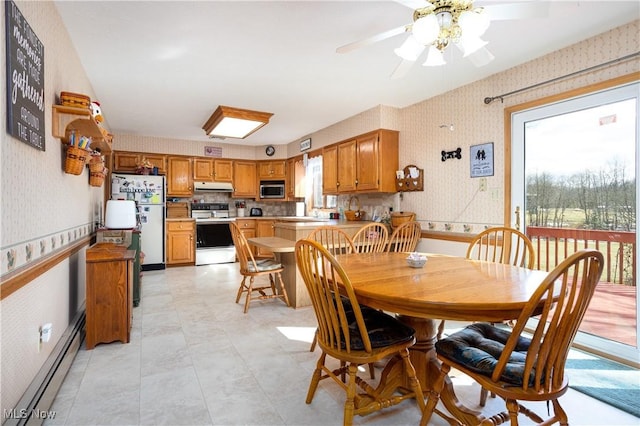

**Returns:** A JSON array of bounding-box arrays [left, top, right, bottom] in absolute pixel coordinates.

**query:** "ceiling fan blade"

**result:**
[[467, 47, 495, 68], [336, 25, 408, 54], [390, 59, 415, 80], [484, 2, 550, 21]]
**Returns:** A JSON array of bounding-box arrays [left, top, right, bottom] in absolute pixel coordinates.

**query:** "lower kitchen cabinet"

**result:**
[[85, 243, 135, 350], [166, 219, 195, 266]]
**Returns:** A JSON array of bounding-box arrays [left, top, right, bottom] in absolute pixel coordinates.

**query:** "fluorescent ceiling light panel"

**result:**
[[203, 105, 273, 139]]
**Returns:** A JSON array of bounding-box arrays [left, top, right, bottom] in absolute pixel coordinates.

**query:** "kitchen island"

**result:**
[[253, 220, 373, 307]]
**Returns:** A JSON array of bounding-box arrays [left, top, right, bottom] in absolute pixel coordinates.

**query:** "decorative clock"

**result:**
[[265, 145, 275, 156]]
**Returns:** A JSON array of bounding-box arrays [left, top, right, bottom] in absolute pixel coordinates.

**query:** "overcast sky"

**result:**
[[525, 98, 636, 179]]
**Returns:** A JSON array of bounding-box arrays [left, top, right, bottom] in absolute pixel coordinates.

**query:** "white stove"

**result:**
[[190, 203, 236, 265]]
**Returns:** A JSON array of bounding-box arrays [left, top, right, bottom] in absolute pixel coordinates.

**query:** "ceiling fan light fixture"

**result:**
[[423, 45, 446, 66], [458, 8, 490, 37], [394, 35, 425, 61], [412, 14, 439, 45], [202, 105, 273, 139], [458, 35, 487, 57]]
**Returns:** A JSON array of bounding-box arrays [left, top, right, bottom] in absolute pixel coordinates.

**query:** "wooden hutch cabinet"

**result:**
[[85, 243, 135, 350]]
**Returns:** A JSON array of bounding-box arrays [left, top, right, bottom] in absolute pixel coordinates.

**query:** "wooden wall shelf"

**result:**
[[52, 104, 112, 153], [395, 164, 424, 192]]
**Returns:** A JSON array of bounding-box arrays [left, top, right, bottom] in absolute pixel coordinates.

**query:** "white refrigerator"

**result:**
[[111, 174, 166, 270]]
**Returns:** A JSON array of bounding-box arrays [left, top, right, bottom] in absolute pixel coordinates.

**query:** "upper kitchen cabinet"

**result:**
[[322, 145, 338, 194], [52, 105, 112, 153], [233, 160, 257, 198], [193, 158, 233, 182], [113, 151, 166, 174], [167, 156, 193, 197], [286, 156, 305, 200], [258, 160, 286, 180], [323, 129, 398, 194]]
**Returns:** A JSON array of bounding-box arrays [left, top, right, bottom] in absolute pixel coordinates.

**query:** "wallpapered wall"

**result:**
[[1, 1, 103, 413]]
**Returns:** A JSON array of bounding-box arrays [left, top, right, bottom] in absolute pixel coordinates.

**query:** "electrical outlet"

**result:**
[[479, 178, 487, 192]]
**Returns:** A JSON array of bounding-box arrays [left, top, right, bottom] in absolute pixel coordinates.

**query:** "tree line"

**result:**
[[526, 161, 636, 231]]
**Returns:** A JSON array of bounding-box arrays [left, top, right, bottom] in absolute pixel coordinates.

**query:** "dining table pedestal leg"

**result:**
[[397, 315, 487, 426]]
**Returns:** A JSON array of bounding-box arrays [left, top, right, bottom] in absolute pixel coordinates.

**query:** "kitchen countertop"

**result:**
[[274, 220, 373, 230]]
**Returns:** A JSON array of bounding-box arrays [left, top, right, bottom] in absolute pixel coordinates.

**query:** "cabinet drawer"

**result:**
[[235, 219, 256, 229], [167, 221, 195, 232]]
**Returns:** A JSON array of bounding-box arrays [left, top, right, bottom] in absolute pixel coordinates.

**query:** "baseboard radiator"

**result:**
[[4, 306, 85, 426]]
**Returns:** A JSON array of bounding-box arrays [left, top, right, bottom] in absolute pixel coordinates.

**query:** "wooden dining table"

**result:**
[[333, 251, 550, 426]]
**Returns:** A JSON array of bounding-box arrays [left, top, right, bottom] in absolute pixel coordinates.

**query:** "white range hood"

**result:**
[[193, 181, 234, 192]]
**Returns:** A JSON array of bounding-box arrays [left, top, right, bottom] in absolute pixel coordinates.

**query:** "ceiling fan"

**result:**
[[337, 0, 549, 78]]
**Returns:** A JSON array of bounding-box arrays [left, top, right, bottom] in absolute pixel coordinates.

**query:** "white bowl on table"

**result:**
[[406, 254, 427, 268]]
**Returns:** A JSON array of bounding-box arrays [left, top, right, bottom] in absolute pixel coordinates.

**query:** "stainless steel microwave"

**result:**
[[259, 181, 285, 199]]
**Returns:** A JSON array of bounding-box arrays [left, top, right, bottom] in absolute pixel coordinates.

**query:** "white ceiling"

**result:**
[[53, 1, 639, 147]]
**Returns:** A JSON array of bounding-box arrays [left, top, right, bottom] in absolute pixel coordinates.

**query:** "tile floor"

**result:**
[[46, 262, 639, 425]]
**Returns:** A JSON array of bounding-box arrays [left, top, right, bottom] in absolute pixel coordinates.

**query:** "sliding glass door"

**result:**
[[511, 81, 639, 364]]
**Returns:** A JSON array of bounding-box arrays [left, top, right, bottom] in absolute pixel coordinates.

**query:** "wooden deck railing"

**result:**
[[526, 226, 636, 285]]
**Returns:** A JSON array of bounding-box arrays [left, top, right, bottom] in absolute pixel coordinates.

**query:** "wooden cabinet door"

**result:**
[[287, 158, 305, 199], [113, 152, 166, 174], [193, 158, 215, 181], [355, 132, 380, 192], [258, 160, 286, 180], [167, 156, 193, 197], [144, 154, 167, 174], [233, 161, 257, 198], [337, 139, 357, 193], [286, 158, 296, 199], [166, 221, 195, 265], [256, 220, 275, 257], [113, 152, 139, 172], [213, 159, 233, 182], [322, 145, 338, 194], [270, 161, 286, 179]]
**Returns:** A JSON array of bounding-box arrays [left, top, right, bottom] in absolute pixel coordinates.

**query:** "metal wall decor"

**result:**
[[441, 147, 461, 162]]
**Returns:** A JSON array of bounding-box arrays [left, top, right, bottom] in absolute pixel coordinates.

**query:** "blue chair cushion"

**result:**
[[341, 303, 415, 351], [247, 259, 282, 272], [435, 322, 534, 386]]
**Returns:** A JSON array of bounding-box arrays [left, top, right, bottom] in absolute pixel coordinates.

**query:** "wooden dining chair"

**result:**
[[295, 239, 426, 426], [306, 226, 375, 376], [466, 226, 535, 268], [351, 222, 389, 253], [438, 226, 536, 340], [386, 220, 421, 253], [420, 249, 604, 426], [438, 226, 536, 404], [228, 222, 290, 313], [307, 225, 355, 255]]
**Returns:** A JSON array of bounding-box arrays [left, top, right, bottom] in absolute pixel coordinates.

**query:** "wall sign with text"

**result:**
[[5, 0, 45, 150], [470, 142, 494, 178]]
